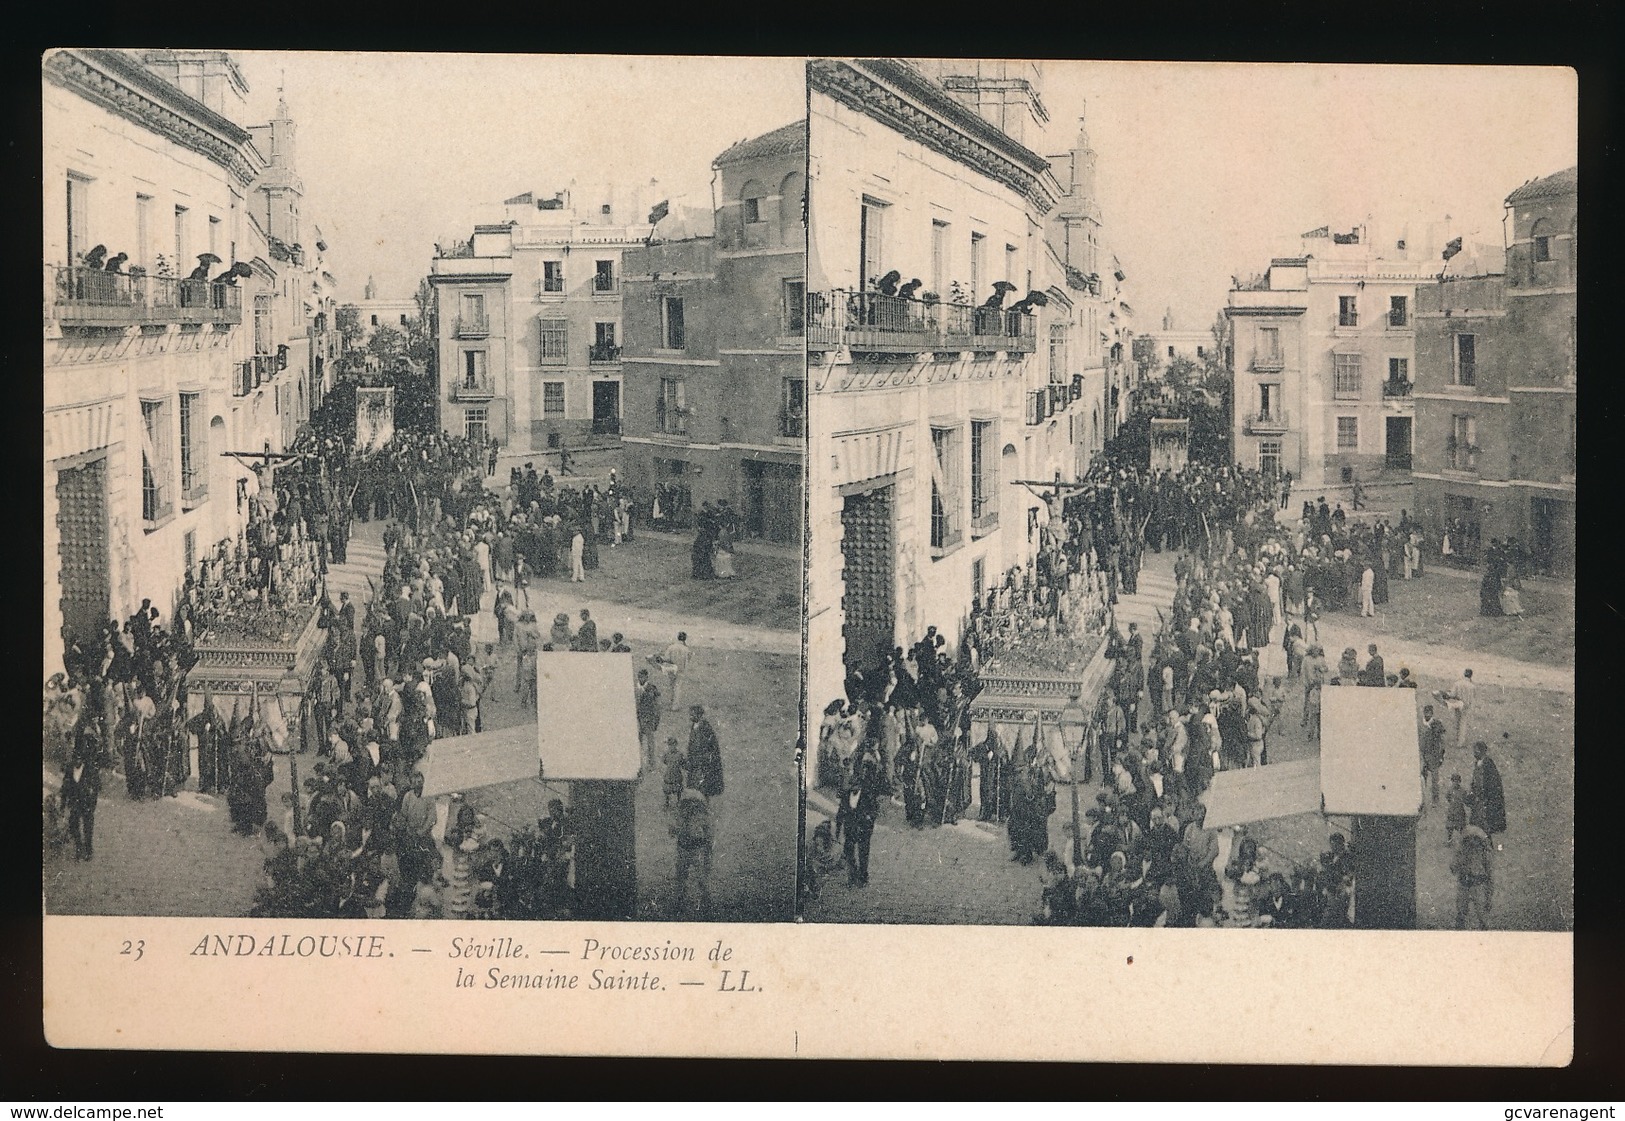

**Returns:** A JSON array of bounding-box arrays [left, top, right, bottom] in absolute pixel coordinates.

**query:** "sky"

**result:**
[[225, 56, 1575, 321], [1039, 61, 1577, 333], [232, 53, 807, 301]]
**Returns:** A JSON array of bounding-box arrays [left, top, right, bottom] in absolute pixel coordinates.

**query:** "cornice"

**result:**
[[45, 50, 261, 187], [810, 59, 1054, 217]]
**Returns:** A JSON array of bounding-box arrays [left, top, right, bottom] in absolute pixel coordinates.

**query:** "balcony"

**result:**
[[1382, 379, 1414, 398], [1245, 409, 1291, 435], [1250, 354, 1285, 373], [778, 408, 805, 439], [806, 289, 1036, 354], [233, 361, 254, 397], [592, 274, 618, 295], [454, 313, 489, 338], [588, 342, 622, 365], [451, 373, 495, 401], [1387, 311, 1410, 329], [52, 266, 242, 327], [654, 406, 690, 437]]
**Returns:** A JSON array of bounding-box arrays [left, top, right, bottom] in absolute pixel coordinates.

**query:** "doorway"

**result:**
[[743, 460, 801, 544], [591, 380, 621, 436], [1385, 416, 1413, 470], [1530, 496, 1571, 576], [56, 457, 111, 657], [840, 484, 895, 683]]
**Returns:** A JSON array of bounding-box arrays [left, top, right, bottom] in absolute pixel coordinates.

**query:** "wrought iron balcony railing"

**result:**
[[52, 265, 242, 327], [1382, 379, 1414, 398], [451, 373, 496, 401], [806, 289, 1036, 354], [454, 313, 489, 338], [588, 342, 622, 364], [1245, 409, 1291, 434]]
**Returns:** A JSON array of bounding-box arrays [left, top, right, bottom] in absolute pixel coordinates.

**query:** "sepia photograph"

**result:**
[[42, 50, 805, 925], [800, 58, 1575, 932]]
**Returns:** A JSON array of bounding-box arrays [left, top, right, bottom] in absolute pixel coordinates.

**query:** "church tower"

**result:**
[[248, 87, 306, 248]]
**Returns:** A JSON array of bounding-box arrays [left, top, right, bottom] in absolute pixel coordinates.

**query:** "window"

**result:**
[[1450, 414, 1478, 470], [860, 197, 887, 291], [970, 419, 998, 534], [539, 318, 568, 364], [1336, 416, 1358, 451], [464, 407, 489, 445], [661, 296, 685, 350], [66, 175, 90, 265], [254, 295, 273, 356], [460, 292, 486, 331], [1197, 346, 1205, 358], [1257, 326, 1282, 367], [542, 381, 565, 417], [657, 377, 687, 434], [1338, 295, 1358, 328], [931, 220, 950, 297], [594, 260, 616, 293], [1005, 244, 1019, 287], [135, 193, 153, 271], [930, 425, 964, 552], [1168, 346, 1175, 358], [370, 314, 378, 327], [1389, 295, 1408, 327], [742, 197, 761, 224], [1453, 333, 1477, 386], [1389, 357, 1409, 383], [183, 530, 196, 580], [208, 215, 220, 259], [1333, 353, 1362, 398], [591, 322, 618, 362], [782, 278, 805, 333], [140, 399, 172, 527], [399, 314, 408, 325], [969, 232, 986, 302], [174, 205, 188, 268], [179, 392, 206, 502], [1258, 384, 1278, 419], [1533, 235, 1552, 262], [542, 261, 564, 293], [780, 377, 806, 437], [461, 350, 487, 388], [1048, 324, 1067, 383]]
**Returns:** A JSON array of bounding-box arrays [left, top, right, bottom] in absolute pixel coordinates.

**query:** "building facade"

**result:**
[[429, 187, 668, 455], [807, 58, 1092, 712], [43, 49, 337, 680], [619, 122, 806, 544], [1227, 227, 1434, 486], [1411, 166, 1575, 575]]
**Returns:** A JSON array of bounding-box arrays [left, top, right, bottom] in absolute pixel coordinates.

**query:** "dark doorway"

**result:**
[[1530, 496, 1571, 576], [1385, 416, 1413, 470], [743, 460, 801, 544], [56, 457, 111, 657], [840, 484, 895, 684], [591, 380, 621, 436], [1444, 494, 1481, 565]]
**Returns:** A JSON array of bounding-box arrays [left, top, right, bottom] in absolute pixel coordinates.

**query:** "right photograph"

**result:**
[[799, 58, 1576, 930]]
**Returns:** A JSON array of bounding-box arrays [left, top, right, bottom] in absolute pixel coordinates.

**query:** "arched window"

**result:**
[[1528, 217, 1552, 283], [779, 170, 805, 246], [739, 179, 768, 228]]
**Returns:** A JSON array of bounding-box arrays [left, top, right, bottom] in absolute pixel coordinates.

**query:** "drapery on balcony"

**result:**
[[1246, 409, 1290, 434], [52, 265, 242, 327], [588, 342, 622, 364], [454, 313, 489, 338], [805, 289, 1036, 353]]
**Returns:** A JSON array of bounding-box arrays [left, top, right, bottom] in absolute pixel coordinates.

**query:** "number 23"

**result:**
[[120, 939, 144, 961]]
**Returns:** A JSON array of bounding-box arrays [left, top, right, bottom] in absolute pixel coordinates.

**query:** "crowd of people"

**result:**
[[811, 443, 1522, 929]]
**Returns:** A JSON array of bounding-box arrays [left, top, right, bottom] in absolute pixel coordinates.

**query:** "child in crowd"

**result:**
[[660, 737, 686, 809], [1445, 773, 1468, 844]]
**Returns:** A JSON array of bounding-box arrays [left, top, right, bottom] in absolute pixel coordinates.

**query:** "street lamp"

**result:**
[[1058, 690, 1090, 868]]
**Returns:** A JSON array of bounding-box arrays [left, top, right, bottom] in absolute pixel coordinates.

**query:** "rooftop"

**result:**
[[1505, 165, 1577, 205], [714, 120, 806, 166]]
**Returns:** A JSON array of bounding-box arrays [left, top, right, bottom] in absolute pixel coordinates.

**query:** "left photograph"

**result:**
[[42, 50, 806, 922]]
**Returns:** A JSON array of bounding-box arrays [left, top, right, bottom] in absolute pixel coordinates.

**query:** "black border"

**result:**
[[7, 0, 1621, 1100]]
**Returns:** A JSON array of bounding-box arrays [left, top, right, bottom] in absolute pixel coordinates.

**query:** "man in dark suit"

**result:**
[[62, 730, 103, 860], [635, 670, 662, 769], [1359, 643, 1386, 687]]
